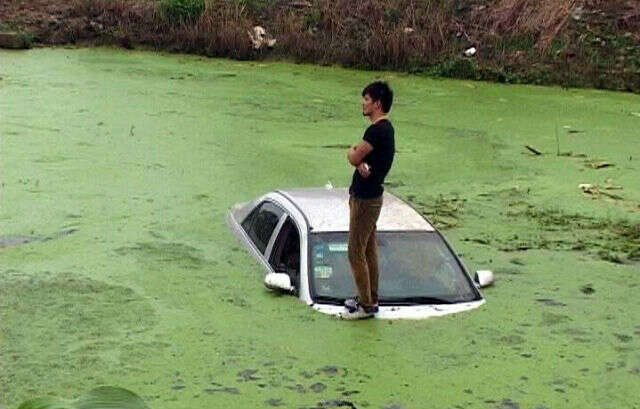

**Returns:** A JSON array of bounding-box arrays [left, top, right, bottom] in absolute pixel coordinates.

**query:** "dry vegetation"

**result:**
[[1, 0, 639, 91]]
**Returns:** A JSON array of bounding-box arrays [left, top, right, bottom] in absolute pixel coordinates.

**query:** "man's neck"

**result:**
[[370, 113, 388, 124]]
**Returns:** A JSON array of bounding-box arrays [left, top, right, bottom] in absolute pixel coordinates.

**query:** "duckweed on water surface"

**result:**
[[1, 48, 639, 409]]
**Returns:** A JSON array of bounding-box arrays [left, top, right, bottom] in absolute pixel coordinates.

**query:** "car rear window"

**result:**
[[242, 201, 283, 254]]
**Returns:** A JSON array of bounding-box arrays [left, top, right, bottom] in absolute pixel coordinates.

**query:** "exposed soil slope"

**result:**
[[1, 0, 639, 91]]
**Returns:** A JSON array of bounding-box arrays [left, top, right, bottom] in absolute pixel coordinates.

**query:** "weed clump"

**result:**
[[432, 57, 478, 80], [505, 206, 640, 264], [405, 194, 466, 230], [158, 0, 205, 23]]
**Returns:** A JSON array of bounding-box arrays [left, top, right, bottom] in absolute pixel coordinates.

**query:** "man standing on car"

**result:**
[[342, 81, 395, 320]]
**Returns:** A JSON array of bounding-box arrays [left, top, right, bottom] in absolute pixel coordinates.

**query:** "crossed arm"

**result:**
[[347, 140, 374, 178]]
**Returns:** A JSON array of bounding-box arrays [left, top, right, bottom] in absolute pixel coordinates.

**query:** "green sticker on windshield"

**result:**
[[313, 244, 324, 260], [314, 265, 333, 279], [328, 243, 348, 252]]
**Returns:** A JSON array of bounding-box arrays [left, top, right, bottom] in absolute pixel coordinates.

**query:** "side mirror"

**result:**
[[264, 272, 294, 293], [474, 270, 494, 288]]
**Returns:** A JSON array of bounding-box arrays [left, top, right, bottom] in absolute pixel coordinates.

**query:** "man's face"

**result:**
[[362, 94, 379, 117]]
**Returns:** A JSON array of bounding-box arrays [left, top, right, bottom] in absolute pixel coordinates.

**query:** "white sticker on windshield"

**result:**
[[328, 243, 348, 252], [314, 265, 333, 279]]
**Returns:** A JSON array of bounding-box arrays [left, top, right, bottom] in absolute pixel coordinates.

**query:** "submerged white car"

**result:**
[[227, 188, 493, 319]]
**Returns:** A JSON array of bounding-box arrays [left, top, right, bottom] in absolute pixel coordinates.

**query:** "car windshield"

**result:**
[[309, 231, 480, 304]]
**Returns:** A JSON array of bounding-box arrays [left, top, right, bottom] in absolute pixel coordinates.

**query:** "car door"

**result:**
[[268, 216, 301, 289]]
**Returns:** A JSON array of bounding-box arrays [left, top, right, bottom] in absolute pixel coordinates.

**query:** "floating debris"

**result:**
[[525, 145, 542, 155], [603, 179, 623, 190], [558, 151, 587, 158], [237, 369, 260, 382], [536, 298, 567, 307], [317, 399, 357, 408], [580, 284, 595, 295], [585, 160, 614, 169], [0, 229, 77, 248], [579, 183, 598, 194], [0, 235, 37, 248], [579, 183, 623, 200]]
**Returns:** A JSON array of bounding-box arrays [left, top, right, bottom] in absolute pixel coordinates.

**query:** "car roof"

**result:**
[[274, 188, 435, 232]]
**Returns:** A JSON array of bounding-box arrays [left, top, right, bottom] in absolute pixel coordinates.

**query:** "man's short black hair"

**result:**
[[362, 81, 393, 113]]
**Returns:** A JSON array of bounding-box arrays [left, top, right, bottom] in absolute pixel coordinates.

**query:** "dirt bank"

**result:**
[[1, 0, 639, 91]]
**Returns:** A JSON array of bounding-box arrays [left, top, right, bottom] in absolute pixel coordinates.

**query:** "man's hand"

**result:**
[[357, 162, 371, 178]]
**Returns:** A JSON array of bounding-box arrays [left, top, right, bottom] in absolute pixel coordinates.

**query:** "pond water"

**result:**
[[1, 47, 639, 409]]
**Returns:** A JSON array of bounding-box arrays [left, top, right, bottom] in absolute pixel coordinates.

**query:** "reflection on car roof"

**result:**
[[276, 188, 435, 232]]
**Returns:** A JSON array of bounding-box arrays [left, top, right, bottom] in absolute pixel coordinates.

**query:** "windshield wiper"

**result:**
[[382, 296, 456, 305], [315, 296, 466, 306]]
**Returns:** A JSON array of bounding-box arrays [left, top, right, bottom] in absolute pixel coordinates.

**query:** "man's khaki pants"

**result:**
[[348, 195, 383, 309]]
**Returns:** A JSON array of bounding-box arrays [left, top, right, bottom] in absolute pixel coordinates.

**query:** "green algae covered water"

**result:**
[[1, 47, 639, 409]]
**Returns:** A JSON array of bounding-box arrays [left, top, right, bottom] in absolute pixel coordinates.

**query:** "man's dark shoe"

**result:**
[[344, 297, 359, 313]]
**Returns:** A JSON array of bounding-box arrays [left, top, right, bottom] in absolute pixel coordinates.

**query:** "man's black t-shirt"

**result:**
[[349, 119, 395, 199]]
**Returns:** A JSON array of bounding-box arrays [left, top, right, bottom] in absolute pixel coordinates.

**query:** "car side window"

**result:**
[[241, 205, 258, 233], [242, 201, 283, 254]]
